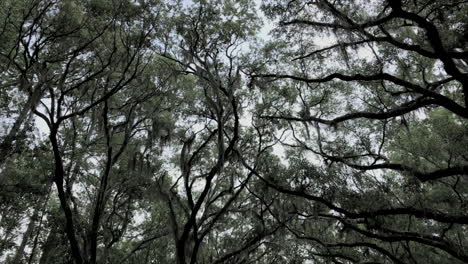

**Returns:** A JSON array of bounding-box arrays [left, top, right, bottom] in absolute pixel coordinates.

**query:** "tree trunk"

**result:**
[[0, 85, 43, 168], [27, 183, 52, 264], [38, 224, 58, 264], [11, 207, 39, 264]]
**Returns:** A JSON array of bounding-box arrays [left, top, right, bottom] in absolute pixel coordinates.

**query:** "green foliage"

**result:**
[[390, 108, 468, 172], [2, 1, 468, 264]]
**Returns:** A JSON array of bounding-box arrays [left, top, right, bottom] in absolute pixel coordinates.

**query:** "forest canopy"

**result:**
[[0, 0, 467, 263]]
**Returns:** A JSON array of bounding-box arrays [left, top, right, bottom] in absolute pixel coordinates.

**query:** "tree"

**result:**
[[1, 0, 168, 263], [249, 0, 468, 263], [1, 0, 468, 263], [154, 1, 284, 263]]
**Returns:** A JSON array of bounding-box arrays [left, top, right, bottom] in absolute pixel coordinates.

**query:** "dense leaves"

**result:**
[[0, 0, 467, 263]]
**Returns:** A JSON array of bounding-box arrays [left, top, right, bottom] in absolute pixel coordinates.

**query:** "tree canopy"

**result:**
[[0, 0, 467, 263]]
